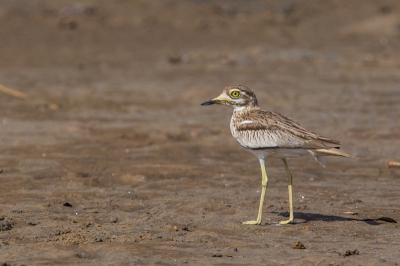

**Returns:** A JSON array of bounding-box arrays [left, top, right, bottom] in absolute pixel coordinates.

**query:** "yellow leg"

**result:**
[[243, 159, 268, 225], [279, 159, 294, 224]]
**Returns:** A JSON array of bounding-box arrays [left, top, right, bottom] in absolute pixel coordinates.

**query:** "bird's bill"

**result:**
[[200, 95, 230, 106], [200, 99, 214, 105]]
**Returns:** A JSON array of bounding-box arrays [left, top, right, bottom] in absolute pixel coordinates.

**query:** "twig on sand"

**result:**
[[388, 161, 400, 168], [0, 84, 28, 100]]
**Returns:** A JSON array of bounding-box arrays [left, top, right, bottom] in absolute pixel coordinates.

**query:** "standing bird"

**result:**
[[201, 85, 357, 225]]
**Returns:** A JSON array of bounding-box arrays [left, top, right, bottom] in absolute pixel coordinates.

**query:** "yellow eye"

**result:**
[[230, 90, 240, 98]]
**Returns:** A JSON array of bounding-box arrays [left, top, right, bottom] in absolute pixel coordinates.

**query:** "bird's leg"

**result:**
[[280, 159, 295, 224], [243, 158, 268, 225]]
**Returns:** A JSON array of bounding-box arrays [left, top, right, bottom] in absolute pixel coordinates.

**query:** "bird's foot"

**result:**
[[242, 220, 262, 225], [279, 218, 295, 225]]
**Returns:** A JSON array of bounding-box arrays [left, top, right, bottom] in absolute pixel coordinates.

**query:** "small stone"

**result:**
[[0, 221, 12, 231], [63, 202, 73, 207], [293, 240, 306, 249], [340, 249, 359, 257]]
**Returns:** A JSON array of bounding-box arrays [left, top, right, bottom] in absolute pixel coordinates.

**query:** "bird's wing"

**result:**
[[233, 110, 341, 149]]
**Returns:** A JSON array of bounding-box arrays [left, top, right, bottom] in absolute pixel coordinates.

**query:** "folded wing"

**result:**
[[232, 110, 341, 150]]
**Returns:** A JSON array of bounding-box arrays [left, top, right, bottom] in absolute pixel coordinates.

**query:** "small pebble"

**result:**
[[293, 240, 306, 249]]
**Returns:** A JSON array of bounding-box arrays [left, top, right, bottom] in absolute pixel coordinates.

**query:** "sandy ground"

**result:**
[[0, 0, 400, 265]]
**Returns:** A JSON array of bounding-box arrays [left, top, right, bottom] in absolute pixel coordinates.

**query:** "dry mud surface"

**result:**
[[0, 0, 400, 265]]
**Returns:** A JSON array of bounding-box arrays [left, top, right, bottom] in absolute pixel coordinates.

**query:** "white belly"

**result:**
[[247, 148, 310, 160]]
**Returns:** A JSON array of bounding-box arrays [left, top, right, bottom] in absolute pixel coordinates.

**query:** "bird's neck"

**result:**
[[233, 105, 259, 113]]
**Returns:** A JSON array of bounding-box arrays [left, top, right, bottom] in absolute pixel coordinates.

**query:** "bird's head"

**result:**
[[201, 85, 258, 110]]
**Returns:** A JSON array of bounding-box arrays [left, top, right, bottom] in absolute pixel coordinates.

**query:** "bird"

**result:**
[[201, 85, 358, 225]]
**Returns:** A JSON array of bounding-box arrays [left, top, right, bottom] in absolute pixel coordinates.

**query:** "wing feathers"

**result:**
[[232, 109, 341, 149], [313, 148, 359, 159]]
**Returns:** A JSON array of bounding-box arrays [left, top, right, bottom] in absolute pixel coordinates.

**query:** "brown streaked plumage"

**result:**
[[201, 85, 358, 225]]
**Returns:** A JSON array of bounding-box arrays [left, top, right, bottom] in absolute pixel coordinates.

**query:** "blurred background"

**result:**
[[0, 0, 399, 264], [0, 0, 399, 153]]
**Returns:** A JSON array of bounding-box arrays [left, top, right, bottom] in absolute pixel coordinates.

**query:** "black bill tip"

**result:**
[[200, 99, 214, 106]]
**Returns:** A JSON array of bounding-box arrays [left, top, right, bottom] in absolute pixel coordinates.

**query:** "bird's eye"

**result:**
[[230, 90, 240, 98]]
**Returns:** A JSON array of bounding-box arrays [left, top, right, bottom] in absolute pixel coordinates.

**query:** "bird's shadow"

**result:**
[[272, 211, 397, 226]]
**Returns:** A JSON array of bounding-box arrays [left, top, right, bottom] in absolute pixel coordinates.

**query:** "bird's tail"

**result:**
[[313, 148, 358, 159]]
